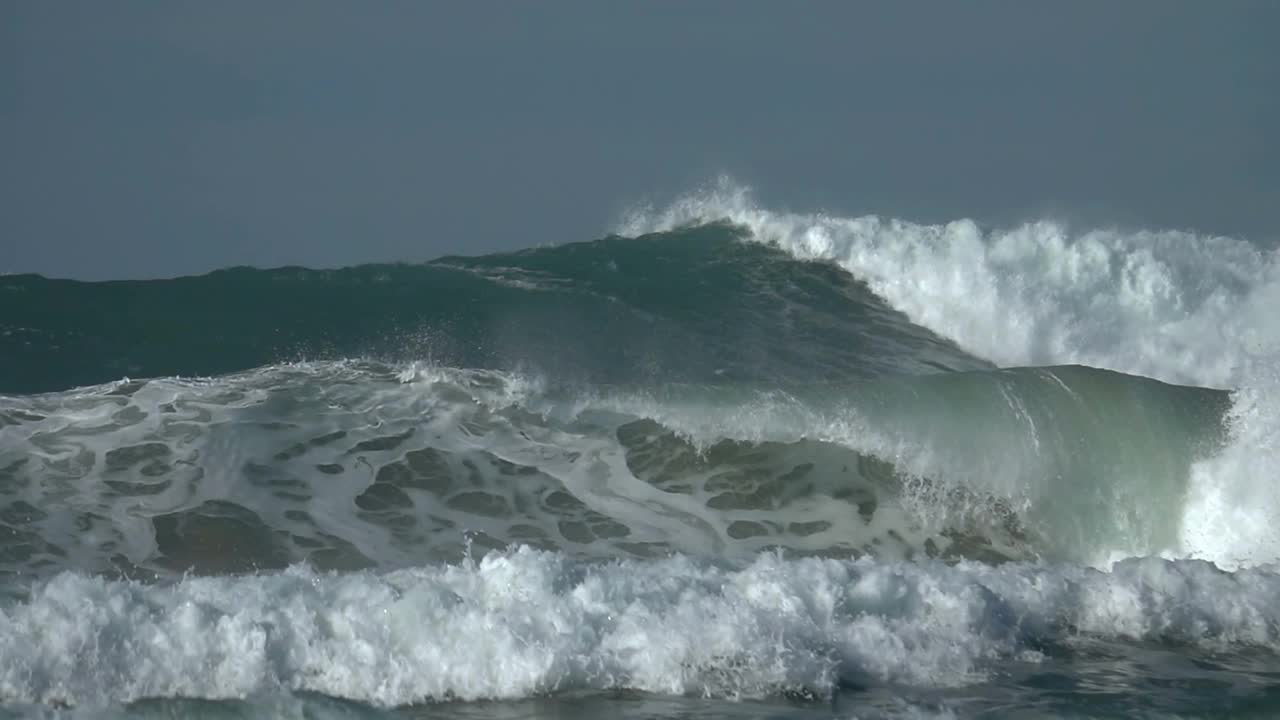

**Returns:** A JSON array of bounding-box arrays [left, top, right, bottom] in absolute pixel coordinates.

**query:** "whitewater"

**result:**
[[2, 183, 1279, 718]]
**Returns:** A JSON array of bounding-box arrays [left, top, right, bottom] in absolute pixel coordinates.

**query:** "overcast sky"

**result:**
[[3, 1, 1277, 279]]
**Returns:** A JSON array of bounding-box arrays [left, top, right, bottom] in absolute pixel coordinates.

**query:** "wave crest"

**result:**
[[619, 178, 1280, 389]]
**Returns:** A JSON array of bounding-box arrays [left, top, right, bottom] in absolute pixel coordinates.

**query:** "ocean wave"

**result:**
[[0, 361, 1231, 580], [0, 230, 985, 396], [2, 548, 1277, 708], [4, 188, 1280, 716], [620, 180, 1280, 568], [619, 178, 1280, 390]]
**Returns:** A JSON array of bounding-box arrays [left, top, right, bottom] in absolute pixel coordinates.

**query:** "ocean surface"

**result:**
[[3, 185, 1280, 718]]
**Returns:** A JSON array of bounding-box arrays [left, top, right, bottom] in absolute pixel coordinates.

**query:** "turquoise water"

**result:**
[[3, 194, 1280, 718]]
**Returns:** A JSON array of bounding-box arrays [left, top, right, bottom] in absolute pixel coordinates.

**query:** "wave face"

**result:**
[[0, 227, 986, 396], [3, 186, 1280, 716], [0, 362, 1230, 583]]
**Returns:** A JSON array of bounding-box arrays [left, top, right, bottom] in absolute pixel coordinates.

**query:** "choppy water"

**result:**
[[3, 184, 1279, 718]]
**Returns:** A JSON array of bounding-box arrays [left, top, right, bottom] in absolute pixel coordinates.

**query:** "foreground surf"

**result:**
[[4, 549, 1279, 708]]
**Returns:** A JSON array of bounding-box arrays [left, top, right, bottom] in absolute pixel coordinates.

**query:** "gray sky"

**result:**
[[3, 1, 1277, 280]]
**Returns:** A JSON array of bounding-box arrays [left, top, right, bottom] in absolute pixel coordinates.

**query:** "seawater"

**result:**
[[2, 183, 1279, 718]]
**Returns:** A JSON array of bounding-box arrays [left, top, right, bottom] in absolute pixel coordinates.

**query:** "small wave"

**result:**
[[2, 548, 1277, 708]]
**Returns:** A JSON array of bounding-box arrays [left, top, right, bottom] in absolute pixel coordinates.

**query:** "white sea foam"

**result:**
[[1180, 370, 1280, 567], [619, 180, 1280, 569], [1, 549, 1277, 708]]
